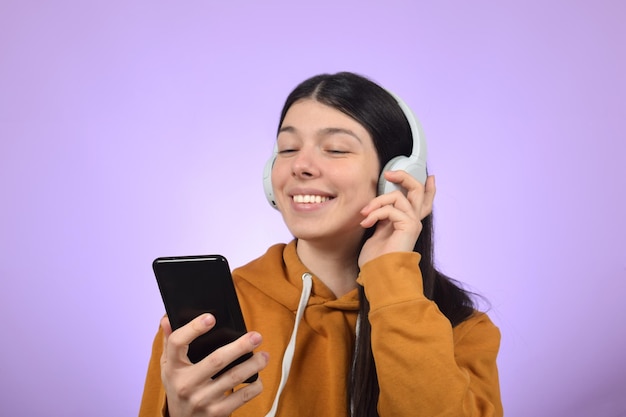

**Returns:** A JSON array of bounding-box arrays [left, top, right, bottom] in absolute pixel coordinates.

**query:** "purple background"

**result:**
[[1, 1, 625, 416]]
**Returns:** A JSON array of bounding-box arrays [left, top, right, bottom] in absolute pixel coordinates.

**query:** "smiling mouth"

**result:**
[[292, 195, 332, 204]]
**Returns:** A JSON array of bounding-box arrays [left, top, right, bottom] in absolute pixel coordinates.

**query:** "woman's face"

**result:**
[[272, 99, 380, 247]]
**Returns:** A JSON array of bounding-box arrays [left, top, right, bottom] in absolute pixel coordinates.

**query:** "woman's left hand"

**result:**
[[358, 171, 436, 268]]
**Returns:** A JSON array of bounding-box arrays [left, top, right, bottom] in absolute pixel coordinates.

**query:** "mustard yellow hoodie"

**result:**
[[139, 241, 502, 416]]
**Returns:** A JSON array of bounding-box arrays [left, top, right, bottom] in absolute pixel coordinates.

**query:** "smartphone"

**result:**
[[152, 254, 257, 382]]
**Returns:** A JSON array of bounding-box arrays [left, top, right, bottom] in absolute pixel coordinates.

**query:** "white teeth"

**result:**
[[293, 195, 330, 204]]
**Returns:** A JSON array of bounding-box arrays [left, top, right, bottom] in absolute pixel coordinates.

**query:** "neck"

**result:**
[[295, 237, 361, 297]]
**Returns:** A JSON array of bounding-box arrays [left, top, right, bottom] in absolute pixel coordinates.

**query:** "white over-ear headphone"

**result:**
[[262, 91, 428, 209]]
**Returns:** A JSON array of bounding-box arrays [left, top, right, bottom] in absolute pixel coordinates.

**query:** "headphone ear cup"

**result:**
[[377, 155, 427, 196], [263, 154, 278, 209]]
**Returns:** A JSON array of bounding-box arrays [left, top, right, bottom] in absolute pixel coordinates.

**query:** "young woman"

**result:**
[[139, 72, 503, 417]]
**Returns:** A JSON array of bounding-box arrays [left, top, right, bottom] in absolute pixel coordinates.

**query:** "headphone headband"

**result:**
[[377, 90, 428, 195], [386, 91, 427, 168]]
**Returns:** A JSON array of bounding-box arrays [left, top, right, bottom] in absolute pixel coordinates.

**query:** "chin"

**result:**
[[290, 226, 364, 247]]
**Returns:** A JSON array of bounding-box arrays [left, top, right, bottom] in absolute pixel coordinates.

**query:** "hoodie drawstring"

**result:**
[[264, 272, 313, 417]]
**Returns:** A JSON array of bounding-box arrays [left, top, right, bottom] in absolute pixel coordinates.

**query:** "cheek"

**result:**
[[269, 166, 285, 211], [368, 161, 381, 196], [271, 160, 289, 188], [349, 165, 379, 195], [270, 161, 294, 212]]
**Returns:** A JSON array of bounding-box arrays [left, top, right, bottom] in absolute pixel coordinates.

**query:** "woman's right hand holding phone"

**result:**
[[160, 314, 269, 417]]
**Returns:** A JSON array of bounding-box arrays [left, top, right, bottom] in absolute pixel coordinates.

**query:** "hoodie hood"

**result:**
[[233, 240, 360, 417], [233, 240, 360, 313]]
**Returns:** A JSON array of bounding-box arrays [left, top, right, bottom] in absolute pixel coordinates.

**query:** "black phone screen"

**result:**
[[153, 255, 256, 381]]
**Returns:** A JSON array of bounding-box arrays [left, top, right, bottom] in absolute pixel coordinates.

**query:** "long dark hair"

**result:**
[[278, 72, 477, 417]]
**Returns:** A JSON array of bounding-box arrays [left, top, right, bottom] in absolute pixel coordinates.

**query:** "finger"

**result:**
[[383, 170, 424, 194], [181, 349, 269, 415], [400, 173, 436, 220], [196, 376, 265, 417], [160, 316, 173, 361], [166, 313, 216, 364], [360, 190, 413, 218], [198, 332, 265, 386], [160, 315, 173, 337], [217, 377, 265, 414], [379, 170, 429, 216], [420, 175, 436, 219], [212, 349, 269, 395], [360, 204, 417, 230]]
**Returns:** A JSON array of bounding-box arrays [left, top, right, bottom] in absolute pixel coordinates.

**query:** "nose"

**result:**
[[291, 147, 320, 179]]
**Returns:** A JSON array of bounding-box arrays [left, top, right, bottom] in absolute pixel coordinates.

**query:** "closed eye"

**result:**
[[326, 149, 349, 155]]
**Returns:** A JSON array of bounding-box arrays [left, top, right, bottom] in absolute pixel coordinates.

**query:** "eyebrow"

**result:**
[[278, 126, 363, 143]]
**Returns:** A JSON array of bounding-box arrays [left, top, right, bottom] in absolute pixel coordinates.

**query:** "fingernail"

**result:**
[[249, 331, 262, 346], [202, 314, 215, 327]]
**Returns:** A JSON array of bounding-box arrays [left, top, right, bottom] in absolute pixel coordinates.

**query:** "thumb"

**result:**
[[160, 315, 173, 338]]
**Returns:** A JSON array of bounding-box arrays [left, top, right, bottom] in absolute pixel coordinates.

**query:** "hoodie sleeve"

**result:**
[[357, 252, 503, 417], [138, 326, 168, 417]]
